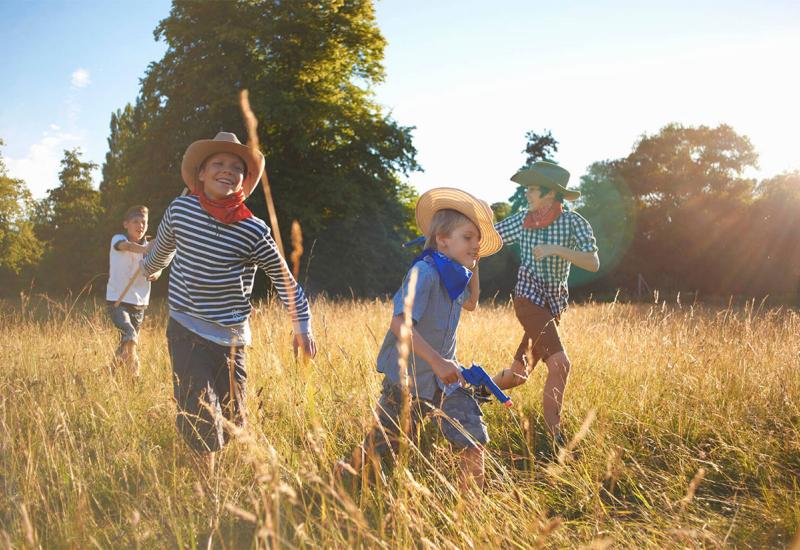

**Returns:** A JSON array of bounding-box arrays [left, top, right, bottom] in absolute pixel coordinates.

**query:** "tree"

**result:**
[[99, 0, 419, 296], [612, 123, 758, 293], [508, 130, 559, 213], [36, 149, 102, 291], [742, 171, 800, 297], [0, 140, 43, 290], [570, 160, 636, 290]]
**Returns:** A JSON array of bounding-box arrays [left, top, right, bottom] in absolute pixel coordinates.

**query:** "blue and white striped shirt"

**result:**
[[142, 195, 311, 338]]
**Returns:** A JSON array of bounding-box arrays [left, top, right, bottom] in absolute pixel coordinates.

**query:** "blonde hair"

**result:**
[[424, 209, 477, 250], [123, 205, 148, 221]]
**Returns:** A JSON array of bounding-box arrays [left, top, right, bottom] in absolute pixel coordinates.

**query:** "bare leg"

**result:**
[[542, 351, 571, 437], [459, 446, 485, 491], [492, 358, 533, 391], [129, 341, 141, 378]]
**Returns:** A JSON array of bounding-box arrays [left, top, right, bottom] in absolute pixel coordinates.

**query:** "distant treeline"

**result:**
[[1, 1, 798, 303]]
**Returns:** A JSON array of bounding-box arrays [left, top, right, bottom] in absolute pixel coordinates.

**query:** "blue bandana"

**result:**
[[412, 248, 472, 301]]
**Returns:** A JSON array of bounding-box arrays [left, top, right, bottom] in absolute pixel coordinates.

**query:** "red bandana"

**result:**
[[523, 202, 563, 229], [194, 188, 254, 225]]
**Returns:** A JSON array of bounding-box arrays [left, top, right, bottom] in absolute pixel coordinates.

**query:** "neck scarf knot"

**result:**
[[193, 187, 253, 225], [412, 249, 472, 301], [523, 201, 563, 229]]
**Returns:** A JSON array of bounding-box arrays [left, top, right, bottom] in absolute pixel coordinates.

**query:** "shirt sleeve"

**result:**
[[142, 204, 177, 275], [494, 211, 525, 246], [111, 234, 127, 251], [392, 263, 436, 323], [569, 212, 598, 253], [251, 228, 312, 334]]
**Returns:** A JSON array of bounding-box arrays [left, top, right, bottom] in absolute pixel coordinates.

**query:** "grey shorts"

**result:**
[[365, 380, 489, 457], [166, 318, 246, 453]]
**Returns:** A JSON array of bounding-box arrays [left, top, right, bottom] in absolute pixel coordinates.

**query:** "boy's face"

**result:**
[[198, 152, 246, 200], [123, 215, 148, 242], [436, 220, 481, 269], [526, 186, 554, 211]]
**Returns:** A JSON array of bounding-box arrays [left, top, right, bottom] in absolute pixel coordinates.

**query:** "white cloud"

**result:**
[[70, 68, 91, 89], [4, 129, 83, 198]]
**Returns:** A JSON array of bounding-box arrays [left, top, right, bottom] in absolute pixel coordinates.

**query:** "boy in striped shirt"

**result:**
[[143, 132, 315, 472]]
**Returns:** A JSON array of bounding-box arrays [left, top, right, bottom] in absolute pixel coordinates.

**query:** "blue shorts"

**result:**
[[365, 380, 489, 456]]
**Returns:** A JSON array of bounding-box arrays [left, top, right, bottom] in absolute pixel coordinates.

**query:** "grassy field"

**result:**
[[1, 295, 798, 548]]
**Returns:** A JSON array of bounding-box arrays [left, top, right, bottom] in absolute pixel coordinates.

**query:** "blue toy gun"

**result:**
[[461, 364, 513, 407]]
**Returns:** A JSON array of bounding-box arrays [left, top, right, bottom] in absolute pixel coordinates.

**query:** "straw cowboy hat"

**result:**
[[416, 187, 503, 257], [510, 161, 580, 201], [181, 132, 266, 197]]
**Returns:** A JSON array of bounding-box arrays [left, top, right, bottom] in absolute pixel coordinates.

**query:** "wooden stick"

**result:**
[[113, 268, 140, 308]]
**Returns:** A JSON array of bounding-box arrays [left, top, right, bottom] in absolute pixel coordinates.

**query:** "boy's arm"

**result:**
[[142, 206, 177, 276], [389, 314, 465, 386], [534, 246, 600, 271], [115, 240, 149, 254], [252, 229, 315, 356], [494, 210, 525, 246], [463, 261, 480, 311], [533, 213, 600, 272]]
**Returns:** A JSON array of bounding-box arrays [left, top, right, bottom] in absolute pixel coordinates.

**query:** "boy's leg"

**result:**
[[542, 350, 571, 439], [215, 345, 247, 446], [439, 388, 488, 489], [128, 308, 145, 377], [346, 383, 428, 482], [167, 318, 228, 459], [493, 298, 563, 390], [108, 304, 138, 371]]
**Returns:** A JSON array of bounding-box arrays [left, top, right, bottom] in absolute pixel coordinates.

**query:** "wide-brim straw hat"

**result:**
[[415, 187, 503, 257], [181, 132, 266, 197], [510, 161, 580, 201]]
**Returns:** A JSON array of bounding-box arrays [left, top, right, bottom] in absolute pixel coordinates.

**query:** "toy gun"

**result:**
[[460, 364, 513, 407]]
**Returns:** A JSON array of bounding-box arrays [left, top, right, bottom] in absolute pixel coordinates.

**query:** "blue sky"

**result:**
[[2, 0, 799, 204]]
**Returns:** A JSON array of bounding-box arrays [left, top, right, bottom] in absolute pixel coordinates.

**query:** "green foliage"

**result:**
[[0, 141, 43, 288], [618, 123, 757, 293], [508, 129, 559, 213], [36, 149, 103, 291], [99, 0, 419, 296], [570, 161, 636, 289], [490, 201, 512, 222]]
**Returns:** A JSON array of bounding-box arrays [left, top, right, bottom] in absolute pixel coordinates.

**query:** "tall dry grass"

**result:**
[[0, 295, 798, 548]]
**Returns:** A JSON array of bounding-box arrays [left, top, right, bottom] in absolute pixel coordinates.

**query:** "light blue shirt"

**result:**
[[376, 256, 470, 401]]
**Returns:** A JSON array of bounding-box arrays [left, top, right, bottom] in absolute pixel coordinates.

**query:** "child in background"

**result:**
[[106, 205, 161, 377]]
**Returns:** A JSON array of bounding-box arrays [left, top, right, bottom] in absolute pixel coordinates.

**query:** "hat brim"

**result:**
[[510, 171, 581, 201], [415, 188, 503, 258], [181, 140, 266, 198]]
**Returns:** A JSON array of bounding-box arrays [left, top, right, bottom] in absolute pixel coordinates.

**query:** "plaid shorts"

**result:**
[[364, 380, 489, 458]]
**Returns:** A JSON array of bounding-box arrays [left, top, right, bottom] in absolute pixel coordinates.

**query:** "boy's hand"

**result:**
[[147, 270, 162, 282], [293, 332, 317, 359], [432, 357, 465, 386], [533, 244, 562, 260]]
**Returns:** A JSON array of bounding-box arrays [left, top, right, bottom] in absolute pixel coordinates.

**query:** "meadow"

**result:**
[[1, 295, 798, 548]]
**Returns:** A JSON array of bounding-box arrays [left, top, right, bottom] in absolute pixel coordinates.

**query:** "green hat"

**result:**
[[510, 161, 580, 201]]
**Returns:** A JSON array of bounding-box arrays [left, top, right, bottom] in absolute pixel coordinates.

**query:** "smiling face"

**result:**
[[436, 219, 481, 269], [526, 186, 556, 211], [123, 214, 148, 242], [198, 152, 246, 200]]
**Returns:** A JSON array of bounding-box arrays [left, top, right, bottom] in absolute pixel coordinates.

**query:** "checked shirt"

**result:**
[[495, 209, 597, 317]]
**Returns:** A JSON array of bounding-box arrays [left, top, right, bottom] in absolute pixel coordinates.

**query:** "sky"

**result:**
[[2, 0, 799, 204]]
